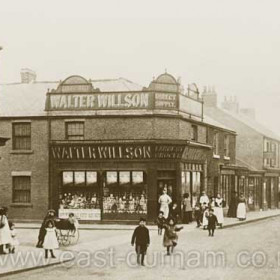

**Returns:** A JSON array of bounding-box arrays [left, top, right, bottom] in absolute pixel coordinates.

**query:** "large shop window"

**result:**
[[66, 122, 84, 140], [13, 176, 31, 203], [181, 164, 203, 207], [13, 123, 31, 150], [59, 171, 100, 210], [103, 171, 147, 217]]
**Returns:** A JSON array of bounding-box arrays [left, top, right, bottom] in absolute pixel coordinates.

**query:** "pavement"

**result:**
[[14, 208, 280, 230], [1, 208, 280, 277]]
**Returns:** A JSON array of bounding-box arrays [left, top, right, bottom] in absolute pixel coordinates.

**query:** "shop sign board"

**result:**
[[49, 92, 152, 110], [58, 209, 101, 220], [51, 143, 207, 162]]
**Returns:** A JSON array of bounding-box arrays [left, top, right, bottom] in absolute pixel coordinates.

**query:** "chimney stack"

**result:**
[[20, 68, 36, 83], [201, 85, 217, 107]]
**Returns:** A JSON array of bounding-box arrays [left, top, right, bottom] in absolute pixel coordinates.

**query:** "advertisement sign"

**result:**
[[58, 209, 101, 221]]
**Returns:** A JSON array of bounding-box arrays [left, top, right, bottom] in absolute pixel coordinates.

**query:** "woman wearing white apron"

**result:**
[[214, 194, 224, 228], [237, 194, 246, 221], [158, 188, 172, 219], [0, 207, 12, 254]]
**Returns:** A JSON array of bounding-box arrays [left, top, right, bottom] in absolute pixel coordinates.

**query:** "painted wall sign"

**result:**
[[51, 144, 152, 160], [51, 143, 207, 162], [49, 92, 151, 110], [154, 92, 177, 109]]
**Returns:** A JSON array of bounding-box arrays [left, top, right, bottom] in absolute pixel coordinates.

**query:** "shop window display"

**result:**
[[59, 171, 101, 210], [103, 171, 147, 215]]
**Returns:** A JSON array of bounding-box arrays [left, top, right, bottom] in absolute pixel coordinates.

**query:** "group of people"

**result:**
[[0, 207, 18, 255]]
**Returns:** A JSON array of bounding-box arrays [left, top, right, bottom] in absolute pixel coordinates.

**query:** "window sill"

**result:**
[[10, 203, 33, 208], [224, 156, 230, 160], [213, 154, 220, 159], [10, 150, 34, 154]]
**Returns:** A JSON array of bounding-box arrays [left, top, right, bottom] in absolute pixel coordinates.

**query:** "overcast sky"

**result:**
[[0, 0, 279, 133]]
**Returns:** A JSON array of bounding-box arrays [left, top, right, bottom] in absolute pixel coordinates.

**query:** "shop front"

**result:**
[[49, 141, 209, 223]]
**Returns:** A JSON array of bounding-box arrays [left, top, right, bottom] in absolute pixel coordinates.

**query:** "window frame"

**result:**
[[65, 121, 85, 140], [12, 122, 31, 150], [213, 131, 219, 155], [12, 176, 31, 203], [224, 134, 230, 157], [191, 124, 198, 142]]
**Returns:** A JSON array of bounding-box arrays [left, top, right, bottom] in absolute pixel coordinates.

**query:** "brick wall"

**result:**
[[0, 119, 49, 220], [50, 116, 208, 142]]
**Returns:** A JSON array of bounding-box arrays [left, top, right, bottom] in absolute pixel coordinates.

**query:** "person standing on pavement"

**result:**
[[158, 188, 172, 219], [36, 209, 56, 248], [43, 220, 59, 259], [227, 191, 238, 218], [169, 202, 181, 224], [131, 217, 150, 266], [237, 193, 246, 221], [199, 191, 209, 210], [0, 207, 12, 254], [207, 209, 218, 237], [214, 194, 224, 228], [182, 193, 193, 224]]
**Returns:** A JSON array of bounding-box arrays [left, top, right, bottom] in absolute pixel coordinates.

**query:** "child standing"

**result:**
[[155, 211, 166, 235], [43, 220, 59, 258], [9, 223, 19, 253], [202, 206, 209, 230], [207, 209, 218, 237], [163, 218, 183, 255], [131, 218, 150, 266]]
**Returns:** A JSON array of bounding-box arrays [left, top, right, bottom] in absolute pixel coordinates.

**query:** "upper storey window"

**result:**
[[66, 122, 84, 140], [13, 123, 31, 150]]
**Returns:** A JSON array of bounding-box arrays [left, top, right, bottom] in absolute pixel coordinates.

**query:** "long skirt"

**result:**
[[237, 203, 246, 219], [214, 207, 224, 224], [160, 204, 169, 219]]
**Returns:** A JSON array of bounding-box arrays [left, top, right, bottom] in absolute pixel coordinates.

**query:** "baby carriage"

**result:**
[[54, 218, 79, 246]]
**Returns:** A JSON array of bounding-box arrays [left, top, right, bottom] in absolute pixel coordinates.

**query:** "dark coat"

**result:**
[[207, 214, 218, 229], [156, 216, 166, 229], [131, 226, 150, 246], [227, 195, 238, 218]]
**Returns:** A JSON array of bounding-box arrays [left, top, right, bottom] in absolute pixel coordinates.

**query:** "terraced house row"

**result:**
[[0, 69, 279, 223]]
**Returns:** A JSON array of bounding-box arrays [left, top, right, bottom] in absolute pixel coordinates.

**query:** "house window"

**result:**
[[66, 122, 84, 140], [224, 135, 230, 157], [13, 176, 31, 203], [191, 125, 198, 141], [213, 132, 219, 155], [13, 123, 31, 150]]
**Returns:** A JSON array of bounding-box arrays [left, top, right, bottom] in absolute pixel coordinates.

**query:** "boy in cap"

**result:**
[[131, 217, 150, 266]]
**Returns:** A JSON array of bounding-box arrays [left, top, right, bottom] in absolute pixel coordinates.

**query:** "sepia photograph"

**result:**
[[0, 1, 280, 279]]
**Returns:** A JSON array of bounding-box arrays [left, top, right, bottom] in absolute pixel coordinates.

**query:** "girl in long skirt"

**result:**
[[237, 194, 246, 221]]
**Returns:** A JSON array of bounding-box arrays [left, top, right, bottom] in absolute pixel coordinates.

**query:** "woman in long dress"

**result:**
[[158, 188, 172, 219], [237, 193, 246, 221], [0, 207, 12, 254], [214, 194, 224, 228]]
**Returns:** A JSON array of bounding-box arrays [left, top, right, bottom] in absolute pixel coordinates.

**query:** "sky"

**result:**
[[0, 0, 280, 133]]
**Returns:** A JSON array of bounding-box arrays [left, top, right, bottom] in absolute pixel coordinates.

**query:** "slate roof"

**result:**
[[0, 78, 143, 117]]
